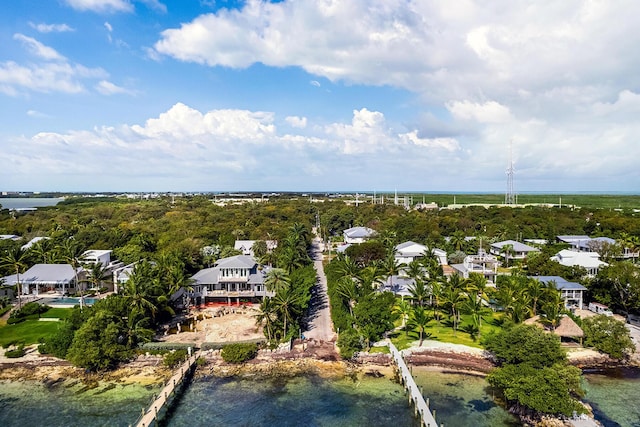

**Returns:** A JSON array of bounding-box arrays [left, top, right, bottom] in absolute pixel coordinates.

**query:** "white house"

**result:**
[[530, 276, 586, 310], [450, 250, 498, 284], [190, 255, 274, 306], [490, 240, 539, 260], [343, 226, 377, 244], [551, 249, 608, 277], [2, 264, 78, 296], [394, 241, 448, 266], [233, 240, 277, 257], [82, 249, 113, 266], [21, 236, 49, 250], [0, 234, 20, 241]]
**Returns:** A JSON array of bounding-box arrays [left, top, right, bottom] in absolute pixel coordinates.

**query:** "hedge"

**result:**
[[201, 338, 265, 351], [139, 342, 196, 351]]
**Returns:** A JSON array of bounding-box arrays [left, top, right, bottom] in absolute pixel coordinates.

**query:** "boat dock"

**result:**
[[132, 350, 200, 427], [388, 343, 440, 427]]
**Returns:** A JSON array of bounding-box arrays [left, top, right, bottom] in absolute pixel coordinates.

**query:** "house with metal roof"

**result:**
[[530, 275, 587, 310], [343, 226, 377, 244], [2, 264, 78, 296], [550, 249, 608, 277], [450, 250, 499, 285], [190, 255, 274, 305], [394, 241, 447, 266], [490, 240, 539, 260], [233, 240, 277, 257]]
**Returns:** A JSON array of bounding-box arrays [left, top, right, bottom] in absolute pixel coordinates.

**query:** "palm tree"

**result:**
[[122, 261, 159, 320], [540, 291, 564, 331], [408, 279, 429, 307], [59, 239, 87, 305], [526, 277, 546, 316], [449, 231, 466, 252], [429, 278, 444, 322], [255, 297, 278, 342], [336, 277, 358, 318], [356, 265, 385, 291], [85, 262, 110, 295], [380, 255, 404, 290], [408, 306, 432, 346], [273, 287, 302, 340], [405, 260, 425, 283], [265, 268, 291, 293], [393, 299, 412, 335], [1, 247, 28, 308], [29, 238, 54, 264], [502, 244, 514, 267]]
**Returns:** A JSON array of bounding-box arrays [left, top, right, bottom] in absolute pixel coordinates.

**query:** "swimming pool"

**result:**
[[41, 297, 99, 306]]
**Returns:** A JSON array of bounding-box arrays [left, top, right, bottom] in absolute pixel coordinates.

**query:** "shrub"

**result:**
[[163, 349, 188, 368], [582, 315, 635, 360], [221, 343, 258, 364], [5, 346, 25, 358]]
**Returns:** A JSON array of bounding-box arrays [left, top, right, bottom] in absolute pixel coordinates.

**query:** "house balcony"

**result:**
[[203, 289, 275, 298]]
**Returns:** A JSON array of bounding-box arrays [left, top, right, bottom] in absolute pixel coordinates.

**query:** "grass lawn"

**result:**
[[0, 307, 71, 347], [391, 312, 505, 350]]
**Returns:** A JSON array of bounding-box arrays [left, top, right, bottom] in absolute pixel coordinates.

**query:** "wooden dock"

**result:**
[[388, 343, 440, 427], [132, 351, 200, 427]]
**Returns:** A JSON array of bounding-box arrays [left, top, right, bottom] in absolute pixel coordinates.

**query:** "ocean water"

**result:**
[[0, 197, 63, 210], [411, 369, 521, 427], [163, 374, 420, 427], [583, 369, 640, 427], [0, 379, 160, 427], [1, 369, 637, 427]]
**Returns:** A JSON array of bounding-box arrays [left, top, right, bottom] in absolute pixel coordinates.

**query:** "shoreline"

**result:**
[[0, 340, 636, 385]]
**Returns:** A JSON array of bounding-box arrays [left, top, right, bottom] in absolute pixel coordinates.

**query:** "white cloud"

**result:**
[[13, 34, 65, 61], [104, 22, 113, 32], [64, 0, 134, 13], [1, 103, 471, 191], [310, 80, 320, 87], [26, 110, 51, 118], [446, 100, 513, 123], [285, 116, 307, 128], [28, 22, 75, 33], [0, 61, 107, 95], [95, 80, 134, 95], [138, 0, 166, 13]]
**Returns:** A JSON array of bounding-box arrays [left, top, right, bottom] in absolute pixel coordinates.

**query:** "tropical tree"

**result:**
[[408, 306, 432, 346], [449, 231, 466, 252], [273, 287, 302, 340], [336, 277, 358, 318], [255, 297, 278, 342], [59, 239, 87, 305], [393, 298, 411, 333], [380, 255, 404, 290], [85, 262, 110, 294], [539, 290, 564, 331], [502, 243, 514, 267], [265, 268, 291, 293], [408, 279, 429, 307], [1, 246, 28, 308], [121, 261, 159, 321]]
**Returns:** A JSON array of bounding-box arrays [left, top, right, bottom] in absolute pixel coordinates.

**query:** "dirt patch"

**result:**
[[405, 349, 496, 374]]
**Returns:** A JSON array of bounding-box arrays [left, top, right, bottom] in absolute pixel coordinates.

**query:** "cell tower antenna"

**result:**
[[505, 139, 516, 205]]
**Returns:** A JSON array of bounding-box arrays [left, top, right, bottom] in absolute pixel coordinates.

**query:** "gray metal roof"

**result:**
[[530, 275, 587, 291], [17, 264, 76, 285], [191, 268, 220, 285], [343, 226, 376, 238], [491, 240, 539, 253], [214, 255, 256, 269]]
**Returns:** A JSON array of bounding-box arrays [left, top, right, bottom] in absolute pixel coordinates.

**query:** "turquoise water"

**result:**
[[1, 369, 638, 426], [412, 369, 521, 427], [0, 379, 160, 427], [42, 297, 99, 306], [583, 369, 640, 427], [163, 375, 420, 427]]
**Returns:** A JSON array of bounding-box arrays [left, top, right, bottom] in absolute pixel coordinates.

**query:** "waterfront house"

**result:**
[[233, 240, 277, 257], [343, 226, 377, 244], [550, 249, 608, 277], [394, 241, 448, 266], [450, 250, 498, 285], [190, 255, 274, 305], [530, 275, 586, 310], [2, 263, 78, 296], [489, 240, 539, 260]]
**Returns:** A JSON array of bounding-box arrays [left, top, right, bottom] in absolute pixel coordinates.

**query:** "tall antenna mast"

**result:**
[[505, 139, 516, 205]]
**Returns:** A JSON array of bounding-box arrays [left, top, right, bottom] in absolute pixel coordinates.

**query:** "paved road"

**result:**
[[303, 236, 336, 341]]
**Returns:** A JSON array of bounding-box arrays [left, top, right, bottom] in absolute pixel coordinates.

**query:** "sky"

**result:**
[[1, 0, 639, 193]]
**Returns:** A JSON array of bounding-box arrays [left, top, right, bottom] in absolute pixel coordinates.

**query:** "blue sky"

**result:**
[[1, 0, 639, 193]]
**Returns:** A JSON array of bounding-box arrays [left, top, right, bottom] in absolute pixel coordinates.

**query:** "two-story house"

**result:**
[[190, 255, 274, 306]]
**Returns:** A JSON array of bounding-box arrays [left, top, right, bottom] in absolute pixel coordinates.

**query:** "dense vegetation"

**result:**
[[485, 325, 585, 417], [221, 343, 258, 363]]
